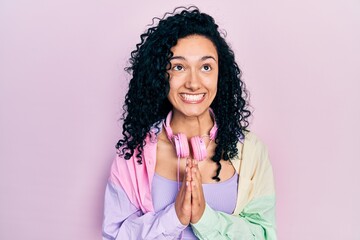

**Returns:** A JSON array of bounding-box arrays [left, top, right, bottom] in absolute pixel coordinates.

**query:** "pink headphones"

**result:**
[[163, 109, 218, 161]]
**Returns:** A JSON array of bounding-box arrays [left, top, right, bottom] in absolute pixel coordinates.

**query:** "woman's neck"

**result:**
[[169, 109, 214, 139]]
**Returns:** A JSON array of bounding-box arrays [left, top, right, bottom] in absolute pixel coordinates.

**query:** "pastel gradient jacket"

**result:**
[[102, 124, 277, 240]]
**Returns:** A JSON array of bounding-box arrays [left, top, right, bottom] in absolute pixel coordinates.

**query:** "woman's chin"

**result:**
[[172, 106, 210, 118]]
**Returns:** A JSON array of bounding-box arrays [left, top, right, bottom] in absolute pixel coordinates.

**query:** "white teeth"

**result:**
[[181, 94, 205, 101]]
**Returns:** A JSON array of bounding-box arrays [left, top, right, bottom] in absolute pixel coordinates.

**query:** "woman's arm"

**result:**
[[190, 196, 275, 240], [102, 181, 186, 240], [190, 133, 277, 240]]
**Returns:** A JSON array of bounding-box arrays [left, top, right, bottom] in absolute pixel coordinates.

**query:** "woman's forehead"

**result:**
[[170, 35, 218, 61]]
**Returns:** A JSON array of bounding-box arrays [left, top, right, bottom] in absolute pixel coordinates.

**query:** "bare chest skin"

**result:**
[[155, 131, 235, 183]]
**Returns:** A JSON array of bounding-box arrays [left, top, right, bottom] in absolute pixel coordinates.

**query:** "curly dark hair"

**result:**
[[116, 6, 251, 181]]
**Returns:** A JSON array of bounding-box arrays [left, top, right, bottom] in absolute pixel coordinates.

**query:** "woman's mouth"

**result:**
[[179, 93, 206, 103]]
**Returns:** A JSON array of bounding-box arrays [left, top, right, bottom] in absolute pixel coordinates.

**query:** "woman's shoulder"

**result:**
[[234, 131, 269, 162], [242, 131, 268, 151]]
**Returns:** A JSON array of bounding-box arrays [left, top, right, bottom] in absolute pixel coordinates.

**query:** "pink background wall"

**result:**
[[1, 0, 359, 239]]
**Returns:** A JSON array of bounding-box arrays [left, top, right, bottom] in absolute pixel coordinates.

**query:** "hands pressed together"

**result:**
[[175, 159, 206, 225]]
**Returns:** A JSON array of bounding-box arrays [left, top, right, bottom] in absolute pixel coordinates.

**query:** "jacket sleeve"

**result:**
[[190, 133, 276, 240], [102, 180, 186, 240], [190, 197, 275, 240]]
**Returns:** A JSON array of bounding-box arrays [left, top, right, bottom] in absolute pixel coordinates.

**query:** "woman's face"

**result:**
[[167, 35, 219, 118]]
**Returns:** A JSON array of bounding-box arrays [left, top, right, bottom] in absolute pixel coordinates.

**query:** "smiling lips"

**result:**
[[180, 93, 206, 103]]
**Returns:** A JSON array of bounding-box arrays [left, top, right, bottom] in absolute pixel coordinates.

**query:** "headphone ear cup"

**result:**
[[190, 136, 207, 161], [173, 133, 190, 158]]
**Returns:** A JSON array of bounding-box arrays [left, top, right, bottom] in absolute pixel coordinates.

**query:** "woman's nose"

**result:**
[[185, 70, 201, 90]]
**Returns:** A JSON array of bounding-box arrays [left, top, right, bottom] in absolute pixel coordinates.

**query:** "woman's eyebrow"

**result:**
[[201, 55, 217, 62], [170, 55, 217, 62], [170, 56, 186, 61]]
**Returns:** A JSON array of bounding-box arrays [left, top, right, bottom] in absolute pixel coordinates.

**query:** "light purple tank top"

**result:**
[[151, 172, 239, 239]]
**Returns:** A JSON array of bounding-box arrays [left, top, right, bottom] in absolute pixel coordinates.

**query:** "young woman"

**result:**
[[103, 6, 276, 240]]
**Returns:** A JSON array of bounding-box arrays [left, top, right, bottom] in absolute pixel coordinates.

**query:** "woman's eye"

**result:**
[[173, 65, 184, 71], [202, 65, 212, 72]]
